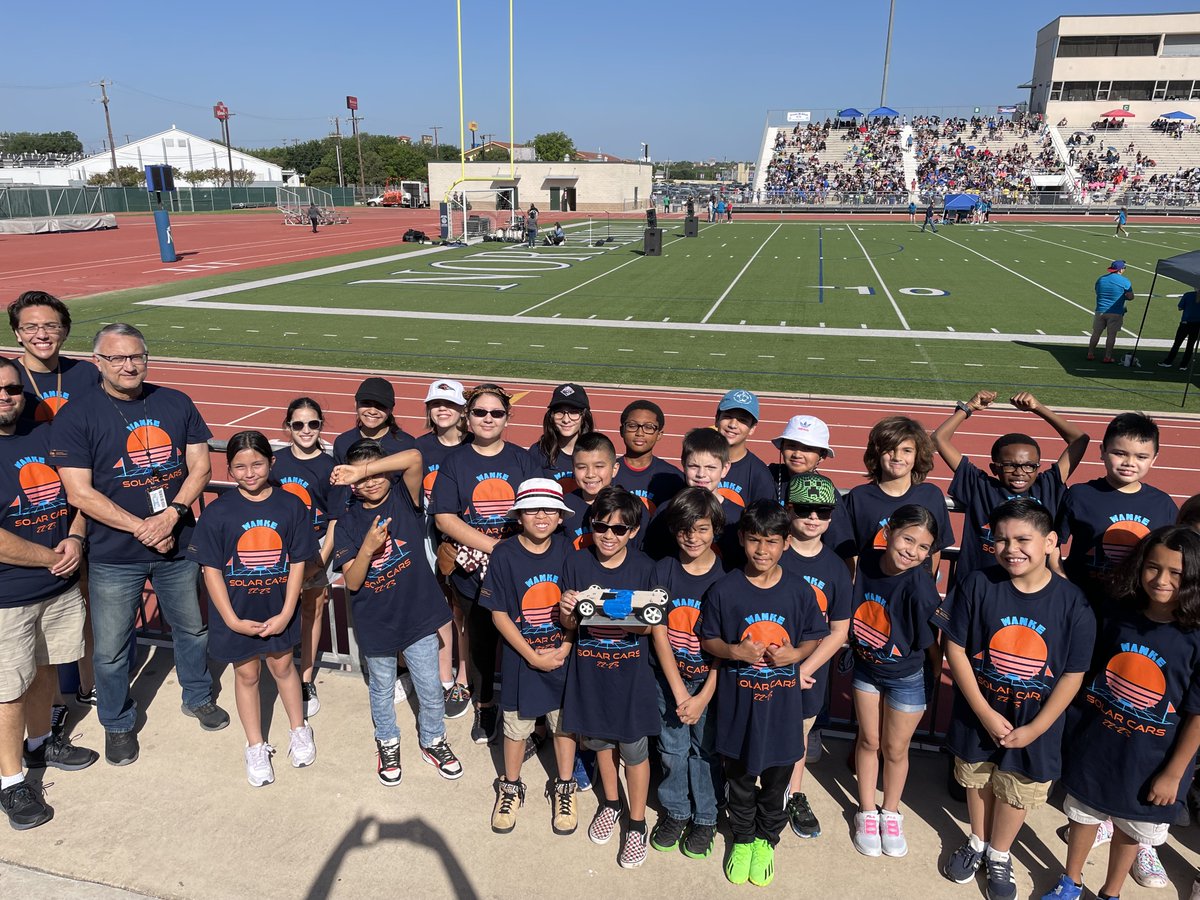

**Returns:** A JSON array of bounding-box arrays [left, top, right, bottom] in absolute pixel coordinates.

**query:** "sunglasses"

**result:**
[[591, 521, 632, 536], [0, 384, 23, 397], [791, 503, 834, 520], [289, 420, 322, 432], [470, 408, 508, 419]]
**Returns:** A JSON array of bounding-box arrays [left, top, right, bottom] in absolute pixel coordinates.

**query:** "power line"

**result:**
[[110, 82, 327, 122]]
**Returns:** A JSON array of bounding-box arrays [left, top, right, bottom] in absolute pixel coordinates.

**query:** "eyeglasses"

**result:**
[[622, 421, 661, 434], [0, 384, 23, 397], [95, 352, 149, 367], [591, 521, 631, 536], [996, 462, 1039, 474], [521, 508, 560, 518], [17, 323, 64, 335], [289, 420, 322, 432], [551, 407, 583, 418], [791, 504, 834, 520], [470, 408, 508, 419]]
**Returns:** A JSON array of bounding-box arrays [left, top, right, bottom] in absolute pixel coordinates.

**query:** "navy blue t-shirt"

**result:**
[[187, 487, 316, 663], [415, 432, 471, 515], [528, 443, 577, 495], [561, 547, 660, 743], [14, 356, 99, 425], [781, 543, 854, 717], [563, 487, 647, 552], [697, 568, 829, 773], [428, 441, 538, 599], [830, 481, 954, 561], [943, 569, 1095, 783], [0, 423, 79, 607], [271, 446, 336, 538], [1058, 479, 1179, 599], [643, 492, 744, 565], [1062, 611, 1200, 823], [851, 550, 944, 678], [653, 555, 727, 683], [333, 484, 452, 656], [616, 455, 685, 519], [719, 452, 775, 509], [48, 383, 212, 564], [330, 426, 418, 515], [479, 533, 572, 717], [949, 459, 1066, 587]]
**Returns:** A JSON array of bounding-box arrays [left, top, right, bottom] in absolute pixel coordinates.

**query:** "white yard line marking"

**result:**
[[845, 226, 909, 330], [700, 224, 782, 323]]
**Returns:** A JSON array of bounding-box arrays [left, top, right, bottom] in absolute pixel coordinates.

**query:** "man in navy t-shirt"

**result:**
[[50, 324, 228, 767], [8, 290, 99, 425]]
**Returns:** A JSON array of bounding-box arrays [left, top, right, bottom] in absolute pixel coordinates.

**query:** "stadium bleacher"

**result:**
[[759, 118, 906, 204]]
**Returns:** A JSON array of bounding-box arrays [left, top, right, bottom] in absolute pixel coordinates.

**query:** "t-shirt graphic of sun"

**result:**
[[9, 458, 65, 517], [368, 537, 409, 574], [520, 576, 562, 645], [976, 622, 1051, 691], [738, 614, 796, 680], [853, 595, 902, 659], [468, 475, 515, 524], [667, 601, 705, 671], [114, 421, 180, 477], [1095, 649, 1175, 725], [1097, 518, 1151, 570], [228, 523, 288, 576]]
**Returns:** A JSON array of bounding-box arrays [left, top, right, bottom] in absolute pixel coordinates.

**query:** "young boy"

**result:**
[[699, 500, 828, 886], [933, 389, 1089, 586], [941, 499, 1096, 900], [333, 439, 462, 787], [614, 400, 685, 517], [715, 389, 776, 508], [1056, 413, 1179, 605], [562, 433, 638, 549], [779, 472, 852, 839], [559, 486, 660, 868], [649, 487, 727, 860], [479, 479, 578, 835]]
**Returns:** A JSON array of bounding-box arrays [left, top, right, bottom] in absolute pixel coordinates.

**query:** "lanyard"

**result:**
[[19, 358, 61, 417], [104, 391, 161, 480]]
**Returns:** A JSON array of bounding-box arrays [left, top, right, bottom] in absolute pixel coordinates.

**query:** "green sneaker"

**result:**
[[749, 838, 775, 887], [725, 840, 754, 885]]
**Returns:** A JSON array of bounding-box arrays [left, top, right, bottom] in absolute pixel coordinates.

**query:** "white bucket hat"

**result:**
[[772, 415, 836, 457], [424, 379, 466, 406], [507, 478, 574, 517]]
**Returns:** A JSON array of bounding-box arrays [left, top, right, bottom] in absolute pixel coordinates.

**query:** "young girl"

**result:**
[[830, 415, 953, 578], [530, 383, 593, 492], [1046, 526, 1200, 900], [271, 398, 336, 718], [849, 505, 944, 858], [769, 415, 836, 504], [188, 431, 317, 787]]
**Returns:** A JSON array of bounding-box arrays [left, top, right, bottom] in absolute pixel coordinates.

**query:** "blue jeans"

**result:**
[[852, 662, 927, 714], [88, 558, 212, 733], [365, 633, 444, 746], [655, 668, 720, 825]]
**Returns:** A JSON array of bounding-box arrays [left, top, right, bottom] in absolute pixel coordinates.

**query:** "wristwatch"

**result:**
[[954, 400, 974, 417], [169, 502, 191, 518]]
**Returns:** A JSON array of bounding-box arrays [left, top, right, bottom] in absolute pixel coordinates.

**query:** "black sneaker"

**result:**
[[682, 822, 716, 859], [74, 687, 97, 706], [23, 735, 99, 771], [806, 727, 823, 764], [471, 706, 498, 745], [376, 738, 402, 787], [50, 704, 69, 740], [105, 730, 139, 766], [0, 781, 52, 830], [786, 792, 821, 838], [942, 839, 985, 883], [443, 683, 471, 720], [420, 738, 464, 780], [650, 814, 689, 852], [181, 701, 230, 731], [302, 682, 320, 718]]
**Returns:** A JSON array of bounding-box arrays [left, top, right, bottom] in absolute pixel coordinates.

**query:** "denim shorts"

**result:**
[[852, 664, 927, 713]]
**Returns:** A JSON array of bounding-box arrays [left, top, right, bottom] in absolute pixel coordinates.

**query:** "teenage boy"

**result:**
[[1055, 413, 1178, 605], [614, 400, 685, 517], [480, 479, 579, 836], [779, 472, 852, 840], [559, 486, 660, 869], [699, 500, 828, 887], [333, 439, 462, 787], [941, 499, 1096, 900], [933, 389, 1090, 587], [715, 390, 775, 508]]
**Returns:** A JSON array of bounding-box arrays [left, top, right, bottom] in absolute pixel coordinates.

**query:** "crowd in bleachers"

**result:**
[[762, 118, 905, 203], [1152, 118, 1194, 140], [913, 115, 1053, 202]]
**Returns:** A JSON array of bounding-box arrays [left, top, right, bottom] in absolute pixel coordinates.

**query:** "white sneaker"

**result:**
[[853, 810, 882, 857], [288, 722, 316, 768], [394, 673, 413, 704], [1132, 844, 1169, 889], [1092, 817, 1114, 848], [245, 742, 275, 787], [880, 810, 908, 857]]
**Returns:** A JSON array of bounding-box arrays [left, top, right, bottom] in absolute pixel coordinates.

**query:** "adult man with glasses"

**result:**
[[8, 291, 100, 425], [49, 324, 228, 766], [931, 389, 1090, 588], [614, 400, 684, 519]]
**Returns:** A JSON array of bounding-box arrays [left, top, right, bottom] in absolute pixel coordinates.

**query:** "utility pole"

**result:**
[[880, 0, 897, 108], [429, 125, 443, 160], [347, 99, 366, 198], [94, 79, 119, 184], [330, 116, 345, 188]]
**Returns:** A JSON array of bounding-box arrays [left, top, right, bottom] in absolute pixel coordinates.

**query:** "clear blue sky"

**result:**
[[2, 2, 1195, 161]]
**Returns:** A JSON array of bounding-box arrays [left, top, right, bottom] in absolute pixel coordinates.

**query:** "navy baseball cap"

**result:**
[[1109, 260, 1126, 271]]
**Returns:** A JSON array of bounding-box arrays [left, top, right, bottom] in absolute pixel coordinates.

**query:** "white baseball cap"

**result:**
[[424, 379, 466, 406], [772, 415, 836, 457], [507, 478, 575, 518]]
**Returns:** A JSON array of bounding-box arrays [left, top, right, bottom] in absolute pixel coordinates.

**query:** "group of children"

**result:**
[[191, 375, 1200, 897]]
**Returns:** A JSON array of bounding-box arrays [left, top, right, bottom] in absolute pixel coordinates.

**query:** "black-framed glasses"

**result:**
[[289, 420, 322, 432], [592, 521, 631, 536], [0, 384, 23, 396], [791, 503, 834, 520], [470, 408, 508, 419], [622, 420, 661, 434], [551, 407, 583, 418], [95, 352, 149, 367], [17, 323, 64, 335], [996, 462, 1039, 474], [521, 508, 560, 518]]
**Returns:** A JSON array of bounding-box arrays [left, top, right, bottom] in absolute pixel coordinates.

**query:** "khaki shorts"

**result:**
[[953, 758, 1051, 810], [0, 585, 86, 703], [502, 707, 567, 742], [1064, 794, 1171, 847]]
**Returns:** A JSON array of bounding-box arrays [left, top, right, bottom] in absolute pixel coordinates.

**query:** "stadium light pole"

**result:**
[[879, 0, 896, 108]]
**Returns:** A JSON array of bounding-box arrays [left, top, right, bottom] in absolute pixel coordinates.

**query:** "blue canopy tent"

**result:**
[[837, 108, 864, 118], [868, 106, 899, 118], [943, 193, 981, 210], [1159, 110, 1196, 120]]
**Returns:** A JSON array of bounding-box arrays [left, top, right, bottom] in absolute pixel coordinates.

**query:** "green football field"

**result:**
[[66, 219, 1200, 411]]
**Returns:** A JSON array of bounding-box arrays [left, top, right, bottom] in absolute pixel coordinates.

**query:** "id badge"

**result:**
[[148, 487, 168, 513]]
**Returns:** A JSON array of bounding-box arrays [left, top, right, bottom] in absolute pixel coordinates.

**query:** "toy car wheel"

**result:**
[[649, 588, 670, 605], [576, 599, 596, 619], [639, 604, 664, 625]]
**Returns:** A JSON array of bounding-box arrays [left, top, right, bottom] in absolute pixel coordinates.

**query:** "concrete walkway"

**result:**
[[2, 646, 1198, 899]]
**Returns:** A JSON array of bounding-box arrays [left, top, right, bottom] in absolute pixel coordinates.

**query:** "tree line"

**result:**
[[1, 131, 84, 155], [85, 166, 257, 187]]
